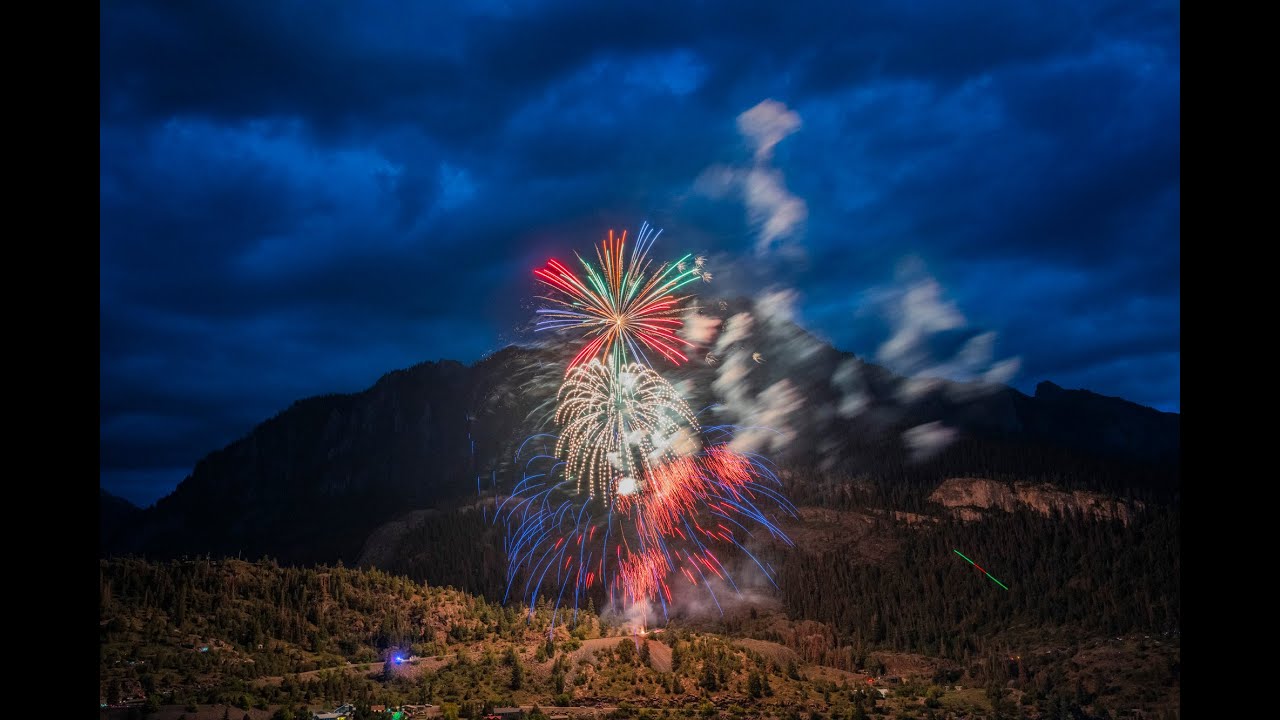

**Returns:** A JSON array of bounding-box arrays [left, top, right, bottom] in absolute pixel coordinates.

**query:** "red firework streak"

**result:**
[[953, 549, 1010, 590], [533, 225, 703, 369]]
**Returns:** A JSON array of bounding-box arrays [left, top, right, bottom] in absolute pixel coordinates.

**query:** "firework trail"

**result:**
[[498, 433, 795, 618], [534, 222, 705, 370], [494, 222, 796, 625]]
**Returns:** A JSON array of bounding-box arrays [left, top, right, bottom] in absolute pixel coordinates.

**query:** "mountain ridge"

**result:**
[[100, 306, 1178, 566]]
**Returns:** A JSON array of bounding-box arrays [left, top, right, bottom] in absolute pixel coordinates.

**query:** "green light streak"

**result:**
[[953, 549, 1008, 590]]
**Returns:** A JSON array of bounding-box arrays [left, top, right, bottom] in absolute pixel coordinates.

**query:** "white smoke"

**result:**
[[849, 262, 1023, 458], [647, 426, 700, 461], [712, 342, 753, 407], [606, 450, 623, 470], [874, 263, 1021, 405], [621, 598, 655, 634], [616, 476, 638, 496], [664, 565, 782, 621], [755, 287, 824, 364], [755, 287, 797, 322], [692, 165, 737, 198], [736, 99, 802, 163], [903, 421, 957, 462], [714, 312, 754, 354], [832, 357, 870, 419], [728, 379, 801, 455], [695, 99, 807, 259], [679, 308, 722, 345], [709, 311, 802, 455], [744, 167, 807, 258], [672, 379, 697, 397], [876, 276, 966, 376]]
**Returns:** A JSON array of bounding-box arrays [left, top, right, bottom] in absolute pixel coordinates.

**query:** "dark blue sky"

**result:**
[[100, 0, 1180, 508]]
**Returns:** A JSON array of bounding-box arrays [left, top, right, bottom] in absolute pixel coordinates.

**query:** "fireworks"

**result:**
[[534, 222, 704, 370], [499, 438, 794, 614], [494, 222, 795, 623], [555, 359, 700, 500]]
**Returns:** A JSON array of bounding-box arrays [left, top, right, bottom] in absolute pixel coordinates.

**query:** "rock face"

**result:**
[[928, 478, 1143, 524], [105, 347, 565, 565]]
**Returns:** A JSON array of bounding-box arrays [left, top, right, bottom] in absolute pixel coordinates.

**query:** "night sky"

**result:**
[[100, 1, 1180, 508]]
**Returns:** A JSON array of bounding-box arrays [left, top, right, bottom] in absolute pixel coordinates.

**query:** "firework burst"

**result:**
[[555, 359, 700, 500], [534, 222, 704, 370], [492, 221, 796, 624]]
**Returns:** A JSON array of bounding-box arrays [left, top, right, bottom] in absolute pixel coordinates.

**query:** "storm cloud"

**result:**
[[101, 0, 1179, 506]]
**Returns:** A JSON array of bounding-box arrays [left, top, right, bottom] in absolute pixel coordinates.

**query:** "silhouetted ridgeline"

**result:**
[[101, 488, 141, 548], [102, 302, 1178, 569]]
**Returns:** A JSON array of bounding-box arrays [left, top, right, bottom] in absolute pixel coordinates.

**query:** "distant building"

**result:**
[[372, 706, 386, 713], [314, 704, 355, 720], [494, 708, 524, 719]]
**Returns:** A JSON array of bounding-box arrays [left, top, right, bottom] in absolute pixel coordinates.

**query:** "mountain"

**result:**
[[100, 488, 141, 548], [102, 348, 555, 565], [101, 300, 1178, 566], [1020, 380, 1180, 464]]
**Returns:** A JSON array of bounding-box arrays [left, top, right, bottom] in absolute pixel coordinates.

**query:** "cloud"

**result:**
[[99, 1, 1179, 503]]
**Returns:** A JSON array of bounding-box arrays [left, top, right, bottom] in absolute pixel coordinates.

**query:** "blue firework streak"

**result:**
[[491, 428, 797, 625]]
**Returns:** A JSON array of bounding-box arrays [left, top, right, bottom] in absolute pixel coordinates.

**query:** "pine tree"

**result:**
[[510, 657, 524, 690], [700, 662, 719, 692]]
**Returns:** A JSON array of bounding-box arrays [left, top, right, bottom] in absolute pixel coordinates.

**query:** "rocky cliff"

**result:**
[[928, 477, 1144, 524]]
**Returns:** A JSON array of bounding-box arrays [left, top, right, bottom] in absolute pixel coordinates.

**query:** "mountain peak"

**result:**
[[1035, 380, 1065, 397], [100, 487, 139, 511]]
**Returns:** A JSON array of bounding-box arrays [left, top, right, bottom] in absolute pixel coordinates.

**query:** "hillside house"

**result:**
[[314, 704, 355, 720]]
